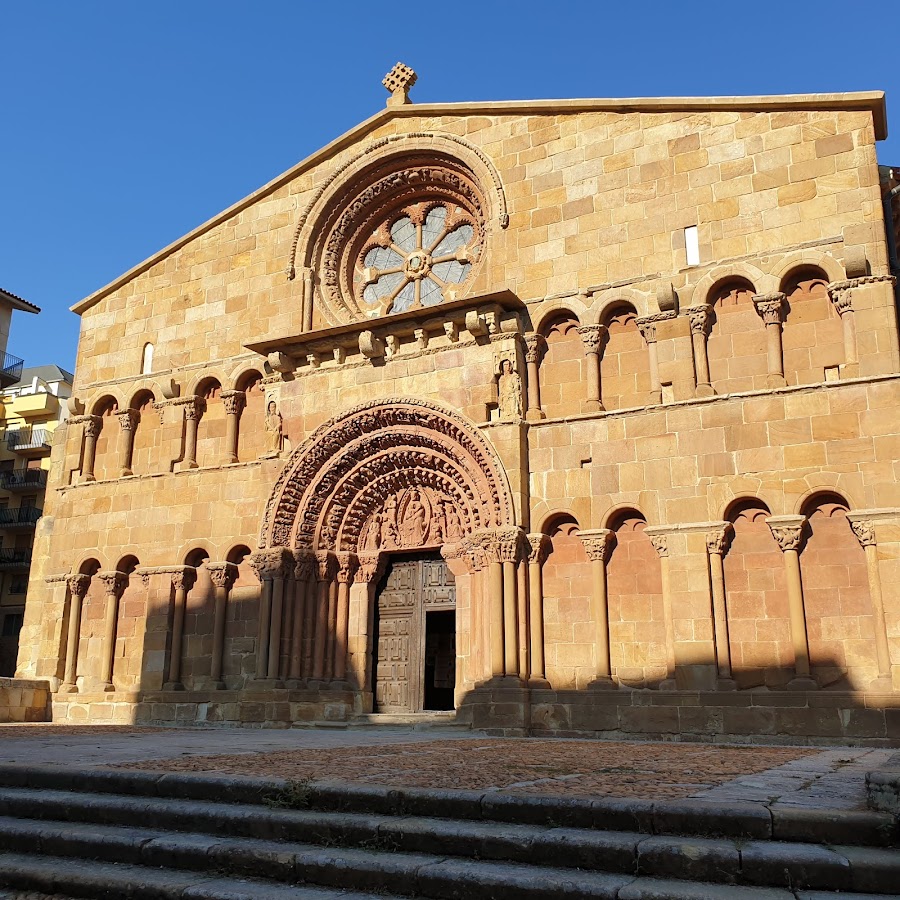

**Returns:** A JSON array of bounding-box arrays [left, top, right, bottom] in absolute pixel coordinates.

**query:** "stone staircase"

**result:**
[[0, 763, 895, 899]]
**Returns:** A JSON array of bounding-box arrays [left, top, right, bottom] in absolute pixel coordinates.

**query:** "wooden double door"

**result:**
[[374, 554, 456, 713]]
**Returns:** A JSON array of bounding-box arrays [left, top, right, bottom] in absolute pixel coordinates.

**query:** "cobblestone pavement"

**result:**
[[0, 724, 892, 810], [121, 736, 816, 802]]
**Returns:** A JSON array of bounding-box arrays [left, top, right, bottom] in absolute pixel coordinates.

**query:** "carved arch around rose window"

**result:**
[[259, 398, 515, 553]]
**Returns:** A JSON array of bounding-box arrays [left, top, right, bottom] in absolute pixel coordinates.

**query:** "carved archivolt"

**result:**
[[259, 398, 514, 553]]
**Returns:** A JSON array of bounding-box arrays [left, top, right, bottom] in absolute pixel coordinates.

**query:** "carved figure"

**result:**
[[265, 401, 283, 455], [444, 500, 463, 540], [365, 510, 383, 550], [497, 359, 523, 420], [382, 495, 400, 548], [400, 489, 427, 546]]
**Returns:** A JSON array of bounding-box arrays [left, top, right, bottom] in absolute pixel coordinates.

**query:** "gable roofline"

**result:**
[[0, 288, 40, 315], [72, 91, 888, 316]]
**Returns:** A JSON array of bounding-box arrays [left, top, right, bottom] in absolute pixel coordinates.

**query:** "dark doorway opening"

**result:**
[[423, 610, 455, 710]]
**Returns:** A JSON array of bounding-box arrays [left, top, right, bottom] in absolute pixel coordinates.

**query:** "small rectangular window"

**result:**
[[684, 226, 700, 266]]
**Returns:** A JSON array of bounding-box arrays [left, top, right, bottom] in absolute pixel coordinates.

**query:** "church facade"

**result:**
[[16, 69, 900, 742]]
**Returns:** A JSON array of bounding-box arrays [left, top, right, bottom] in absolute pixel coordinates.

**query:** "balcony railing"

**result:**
[[0, 353, 24, 389], [0, 549, 32, 569], [0, 470, 47, 491], [0, 507, 41, 528], [6, 428, 51, 453]]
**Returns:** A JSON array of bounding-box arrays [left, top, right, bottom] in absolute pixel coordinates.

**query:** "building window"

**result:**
[[1, 612, 23, 637], [8, 580, 27, 596], [685, 226, 700, 266], [355, 202, 481, 315], [141, 342, 154, 375]]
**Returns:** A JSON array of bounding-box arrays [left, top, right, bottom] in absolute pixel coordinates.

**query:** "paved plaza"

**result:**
[[0, 724, 891, 811]]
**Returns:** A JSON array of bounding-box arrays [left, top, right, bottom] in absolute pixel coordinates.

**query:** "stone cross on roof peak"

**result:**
[[383, 62, 417, 107]]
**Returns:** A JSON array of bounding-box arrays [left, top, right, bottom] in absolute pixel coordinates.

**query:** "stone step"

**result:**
[[0, 763, 894, 847], [0, 810, 897, 893], [0, 852, 391, 900], [0, 846, 813, 900]]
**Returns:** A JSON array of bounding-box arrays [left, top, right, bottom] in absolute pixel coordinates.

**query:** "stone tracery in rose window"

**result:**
[[354, 202, 481, 315]]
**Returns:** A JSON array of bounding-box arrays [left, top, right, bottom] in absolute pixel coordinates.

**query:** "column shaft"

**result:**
[[168, 585, 188, 687], [61, 581, 87, 691], [313, 579, 329, 679], [585, 352, 601, 410], [842, 310, 859, 366], [766, 322, 785, 379], [489, 561, 504, 677], [527, 560, 545, 680], [117, 411, 137, 477], [516, 561, 529, 678], [526, 359, 541, 418], [784, 548, 811, 677], [210, 583, 228, 685], [255, 579, 272, 679], [692, 331, 711, 386], [502, 560, 519, 676], [863, 543, 892, 679], [334, 580, 350, 680], [289, 578, 308, 680], [324, 581, 338, 679], [266, 577, 285, 680], [708, 551, 732, 678], [590, 558, 611, 680]]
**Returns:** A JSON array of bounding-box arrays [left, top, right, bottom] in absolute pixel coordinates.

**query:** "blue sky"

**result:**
[[2, 1, 897, 373]]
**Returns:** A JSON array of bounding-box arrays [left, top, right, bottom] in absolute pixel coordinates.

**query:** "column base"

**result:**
[[120, 468, 133, 478], [176, 461, 198, 472], [224, 455, 239, 465], [248, 678, 285, 690], [525, 409, 546, 422], [659, 678, 678, 692], [694, 383, 716, 398], [527, 676, 552, 689], [80, 474, 96, 484], [162, 682, 185, 692], [582, 399, 605, 413], [57, 682, 78, 695], [716, 678, 738, 691], [787, 675, 818, 691], [587, 676, 619, 691], [867, 675, 893, 692], [766, 373, 787, 389], [101, 682, 115, 693]]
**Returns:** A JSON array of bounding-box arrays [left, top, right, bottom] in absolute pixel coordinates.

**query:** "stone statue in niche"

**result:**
[[497, 358, 523, 420], [264, 400, 283, 456]]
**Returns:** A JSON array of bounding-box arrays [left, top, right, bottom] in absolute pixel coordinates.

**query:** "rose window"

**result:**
[[355, 203, 481, 315]]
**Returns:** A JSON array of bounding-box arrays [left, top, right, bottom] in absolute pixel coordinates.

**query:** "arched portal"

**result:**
[[259, 398, 515, 552], [257, 398, 518, 715]]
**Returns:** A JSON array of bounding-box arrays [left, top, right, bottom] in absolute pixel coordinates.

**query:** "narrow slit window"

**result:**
[[684, 226, 700, 267]]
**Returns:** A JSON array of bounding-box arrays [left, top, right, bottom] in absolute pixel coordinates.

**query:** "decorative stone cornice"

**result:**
[[705, 522, 734, 556], [206, 562, 238, 590], [577, 528, 613, 562], [526, 532, 552, 566], [766, 515, 807, 552], [576, 324, 608, 356], [753, 292, 787, 325]]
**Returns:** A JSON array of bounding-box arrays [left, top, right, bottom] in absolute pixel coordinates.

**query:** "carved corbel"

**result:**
[[465, 309, 489, 340], [444, 321, 459, 343], [385, 335, 399, 359], [359, 330, 385, 360], [268, 351, 295, 375], [657, 281, 678, 314], [414, 328, 428, 350], [306, 352, 321, 369], [333, 346, 346, 365]]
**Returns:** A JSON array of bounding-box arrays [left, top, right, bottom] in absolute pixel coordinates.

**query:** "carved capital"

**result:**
[[82, 415, 103, 440], [355, 551, 386, 584], [67, 573, 91, 599], [577, 528, 614, 562], [523, 334, 547, 365], [526, 532, 552, 566], [576, 324, 607, 356], [116, 409, 139, 432], [98, 570, 128, 597], [753, 292, 787, 325], [221, 390, 246, 416], [335, 552, 359, 584], [170, 566, 197, 592], [293, 550, 317, 583], [249, 547, 289, 581], [686, 305, 713, 336], [206, 562, 238, 590], [475, 526, 526, 565], [648, 534, 669, 558], [178, 397, 206, 422], [850, 520, 876, 548], [766, 516, 807, 552], [706, 523, 734, 556], [314, 550, 338, 583], [634, 318, 657, 344]]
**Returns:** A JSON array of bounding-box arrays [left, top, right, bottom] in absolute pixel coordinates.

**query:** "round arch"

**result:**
[[589, 287, 653, 324], [531, 298, 589, 334], [259, 398, 516, 552], [685, 262, 775, 307], [771, 250, 844, 290]]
